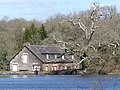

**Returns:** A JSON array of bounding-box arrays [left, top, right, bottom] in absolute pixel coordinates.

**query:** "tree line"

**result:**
[[0, 4, 119, 74]]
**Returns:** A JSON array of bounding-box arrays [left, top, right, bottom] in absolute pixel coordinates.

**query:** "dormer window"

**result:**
[[22, 53, 28, 64], [71, 55, 74, 59], [55, 55, 57, 59], [46, 54, 49, 59], [62, 55, 65, 60]]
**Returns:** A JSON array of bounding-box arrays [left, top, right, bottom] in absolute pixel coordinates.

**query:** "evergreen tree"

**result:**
[[22, 23, 47, 45], [0, 41, 9, 71], [40, 24, 47, 40], [0, 49, 9, 70]]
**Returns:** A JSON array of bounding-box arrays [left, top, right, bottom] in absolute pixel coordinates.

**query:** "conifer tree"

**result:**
[[0, 41, 9, 71], [22, 23, 47, 45]]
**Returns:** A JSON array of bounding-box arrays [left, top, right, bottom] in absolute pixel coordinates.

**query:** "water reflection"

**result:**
[[10, 75, 29, 78]]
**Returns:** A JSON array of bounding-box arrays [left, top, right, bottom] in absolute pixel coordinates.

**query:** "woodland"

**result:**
[[0, 4, 119, 74]]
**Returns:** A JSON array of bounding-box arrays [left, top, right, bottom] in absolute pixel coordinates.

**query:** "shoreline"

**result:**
[[107, 73, 120, 75], [0, 71, 120, 75]]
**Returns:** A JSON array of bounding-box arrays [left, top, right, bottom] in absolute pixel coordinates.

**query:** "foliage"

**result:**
[[81, 60, 89, 70], [0, 49, 9, 71], [0, 4, 119, 73], [0, 41, 9, 71], [22, 23, 47, 45]]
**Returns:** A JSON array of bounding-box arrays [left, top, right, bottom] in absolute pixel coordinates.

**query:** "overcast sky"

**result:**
[[0, 0, 119, 21]]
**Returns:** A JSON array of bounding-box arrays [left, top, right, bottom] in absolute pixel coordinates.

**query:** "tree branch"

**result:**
[[53, 36, 68, 49], [78, 57, 88, 64]]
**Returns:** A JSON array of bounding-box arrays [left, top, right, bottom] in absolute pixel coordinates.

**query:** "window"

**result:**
[[52, 66, 54, 70], [22, 53, 28, 64], [74, 65, 77, 69], [64, 66, 67, 70], [65, 64, 67, 69], [71, 55, 74, 59], [62, 55, 65, 60], [51, 66, 57, 71], [46, 54, 49, 59], [60, 66, 63, 70], [33, 65, 40, 71], [55, 55, 57, 59], [54, 66, 57, 71], [46, 66, 48, 71]]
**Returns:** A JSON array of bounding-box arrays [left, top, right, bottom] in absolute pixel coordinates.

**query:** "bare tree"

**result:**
[[59, 3, 102, 71]]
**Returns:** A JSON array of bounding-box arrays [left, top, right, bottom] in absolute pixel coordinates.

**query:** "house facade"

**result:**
[[10, 45, 80, 72]]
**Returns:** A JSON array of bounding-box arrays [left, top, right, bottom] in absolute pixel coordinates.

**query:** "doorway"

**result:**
[[12, 64, 18, 71]]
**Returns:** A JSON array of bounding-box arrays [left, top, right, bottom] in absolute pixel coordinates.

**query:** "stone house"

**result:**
[[10, 45, 80, 71]]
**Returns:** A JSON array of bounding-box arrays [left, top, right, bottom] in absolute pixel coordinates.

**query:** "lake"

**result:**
[[0, 75, 119, 90]]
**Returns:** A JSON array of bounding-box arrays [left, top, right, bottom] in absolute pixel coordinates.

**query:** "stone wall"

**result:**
[[43, 63, 80, 71], [10, 47, 43, 71]]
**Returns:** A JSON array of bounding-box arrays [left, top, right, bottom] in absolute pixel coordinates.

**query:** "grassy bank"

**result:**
[[108, 70, 120, 75]]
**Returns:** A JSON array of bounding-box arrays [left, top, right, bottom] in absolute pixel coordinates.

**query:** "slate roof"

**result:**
[[28, 45, 65, 54], [26, 45, 74, 63]]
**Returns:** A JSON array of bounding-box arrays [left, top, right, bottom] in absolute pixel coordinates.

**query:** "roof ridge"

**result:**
[[28, 45, 62, 48]]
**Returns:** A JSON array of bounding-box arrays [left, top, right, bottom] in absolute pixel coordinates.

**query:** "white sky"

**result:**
[[0, 0, 119, 21]]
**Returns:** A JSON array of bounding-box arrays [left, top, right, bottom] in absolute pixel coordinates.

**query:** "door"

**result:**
[[33, 65, 40, 71], [12, 64, 18, 71]]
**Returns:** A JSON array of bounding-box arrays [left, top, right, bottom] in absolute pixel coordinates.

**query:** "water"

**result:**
[[0, 75, 119, 90]]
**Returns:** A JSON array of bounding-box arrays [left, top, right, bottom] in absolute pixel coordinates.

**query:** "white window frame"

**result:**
[[22, 53, 28, 64], [46, 54, 49, 60], [55, 55, 57, 59], [64, 66, 67, 70], [12, 63, 18, 71], [74, 65, 77, 69], [32, 65, 40, 71], [46, 66, 48, 71], [54, 66, 57, 71], [62, 55, 65, 60], [52, 66, 54, 71], [71, 55, 74, 59]]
